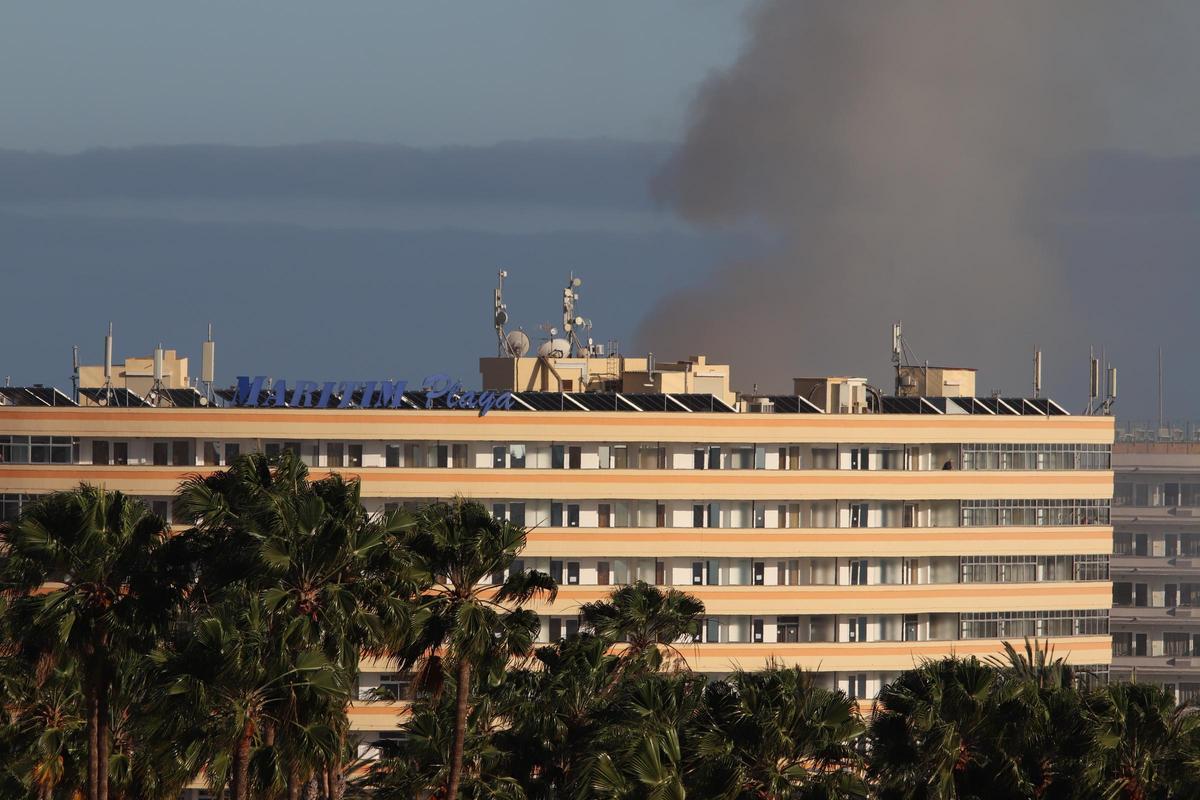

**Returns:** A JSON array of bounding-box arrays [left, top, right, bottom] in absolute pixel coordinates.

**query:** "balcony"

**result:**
[[1111, 606, 1200, 625], [524, 525, 1112, 559], [532, 581, 1112, 616], [0, 462, 1115, 502], [1111, 555, 1200, 575], [1110, 655, 1200, 675]]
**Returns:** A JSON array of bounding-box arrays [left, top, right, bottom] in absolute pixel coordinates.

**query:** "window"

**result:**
[[705, 618, 720, 643], [693, 448, 706, 470], [492, 446, 507, 468], [376, 673, 410, 701], [707, 502, 720, 529], [1165, 632, 1191, 657], [847, 616, 867, 642], [551, 503, 564, 527], [567, 504, 580, 528], [959, 609, 1108, 639], [549, 618, 562, 641], [850, 448, 868, 470], [551, 445, 565, 469], [903, 614, 919, 641], [172, 440, 191, 467], [845, 673, 868, 700], [849, 503, 869, 528], [92, 440, 109, 465], [224, 442, 240, 464], [509, 502, 526, 527], [510, 444, 526, 468], [0, 494, 32, 523], [597, 561, 610, 586], [692, 562, 704, 586], [386, 445, 401, 468], [348, 444, 363, 468], [203, 441, 220, 466], [0, 436, 73, 464], [753, 618, 764, 643], [753, 561, 765, 586], [655, 560, 666, 585], [550, 560, 563, 583], [849, 560, 868, 586], [708, 446, 721, 470], [434, 445, 449, 468], [112, 441, 128, 465], [568, 446, 582, 470], [706, 560, 720, 586], [566, 562, 580, 585], [693, 504, 705, 528], [598, 504, 611, 528], [451, 444, 467, 467], [327, 443, 345, 467], [778, 616, 800, 643], [153, 442, 169, 466]]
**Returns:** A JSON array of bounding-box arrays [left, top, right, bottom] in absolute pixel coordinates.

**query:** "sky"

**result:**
[[0, 2, 748, 151], [3, 1, 1200, 421]]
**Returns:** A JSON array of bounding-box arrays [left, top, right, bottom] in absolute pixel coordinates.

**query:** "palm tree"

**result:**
[[689, 664, 866, 799], [397, 498, 556, 799], [0, 486, 185, 800], [176, 451, 417, 799], [0, 659, 84, 800], [578, 581, 704, 670], [492, 634, 621, 797], [1083, 681, 1200, 800], [147, 596, 342, 800], [985, 640, 1090, 799], [868, 656, 1004, 800], [589, 674, 702, 800]]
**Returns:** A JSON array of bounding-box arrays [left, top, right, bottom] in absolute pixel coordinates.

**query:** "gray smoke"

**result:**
[[637, 1, 1200, 395]]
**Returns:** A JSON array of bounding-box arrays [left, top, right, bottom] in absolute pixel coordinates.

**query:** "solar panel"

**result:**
[[512, 392, 566, 411], [670, 393, 736, 412], [79, 387, 150, 407], [158, 388, 206, 407], [953, 397, 996, 415], [623, 393, 666, 411], [567, 392, 617, 411], [881, 396, 924, 414], [0, 386, 77, 406]]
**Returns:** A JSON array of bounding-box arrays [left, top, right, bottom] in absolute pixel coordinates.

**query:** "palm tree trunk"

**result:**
[[231, 719, 253, 800], [97, 673, 110, 800], [287, 770, 302, 800], [446, 658, 472, 799], [87, 685, 100, 800], [86, 657, 102, 800]]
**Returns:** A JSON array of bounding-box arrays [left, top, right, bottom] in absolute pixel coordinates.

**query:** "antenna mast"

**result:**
[[562, 273, 591, 357], [1033, 348, 1042, 399], [494, 269, 511, 356]]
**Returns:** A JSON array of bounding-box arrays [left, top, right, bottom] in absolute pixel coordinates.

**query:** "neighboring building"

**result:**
[[0, 341, 1115, 785], [1111, 440, 1200, 702]]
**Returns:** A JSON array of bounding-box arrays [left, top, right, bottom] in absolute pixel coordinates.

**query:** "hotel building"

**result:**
[[0, 340, 1114, 768], [1111, 433, 1200, 701]]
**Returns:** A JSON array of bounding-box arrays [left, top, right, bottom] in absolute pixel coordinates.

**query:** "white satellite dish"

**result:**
[[506, 330, 531, 357], [538, 338, 571, 358]]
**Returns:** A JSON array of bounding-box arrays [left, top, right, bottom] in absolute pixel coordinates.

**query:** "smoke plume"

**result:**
[[637, 1, 1200, 395]]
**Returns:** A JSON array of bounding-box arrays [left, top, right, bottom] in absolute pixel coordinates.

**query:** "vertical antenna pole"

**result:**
[[1159, 347, 1164, 437]]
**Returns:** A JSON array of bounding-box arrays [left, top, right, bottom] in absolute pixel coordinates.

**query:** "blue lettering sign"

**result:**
[[231, 375, 512, 416]]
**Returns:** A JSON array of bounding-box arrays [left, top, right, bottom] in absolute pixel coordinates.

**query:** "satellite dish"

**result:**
[[538, 338, 571, 358], [506, 330, 531, 357]]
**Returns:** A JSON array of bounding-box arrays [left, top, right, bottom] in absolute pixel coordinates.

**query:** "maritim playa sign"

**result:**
[[233, 375, 515, 416]]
